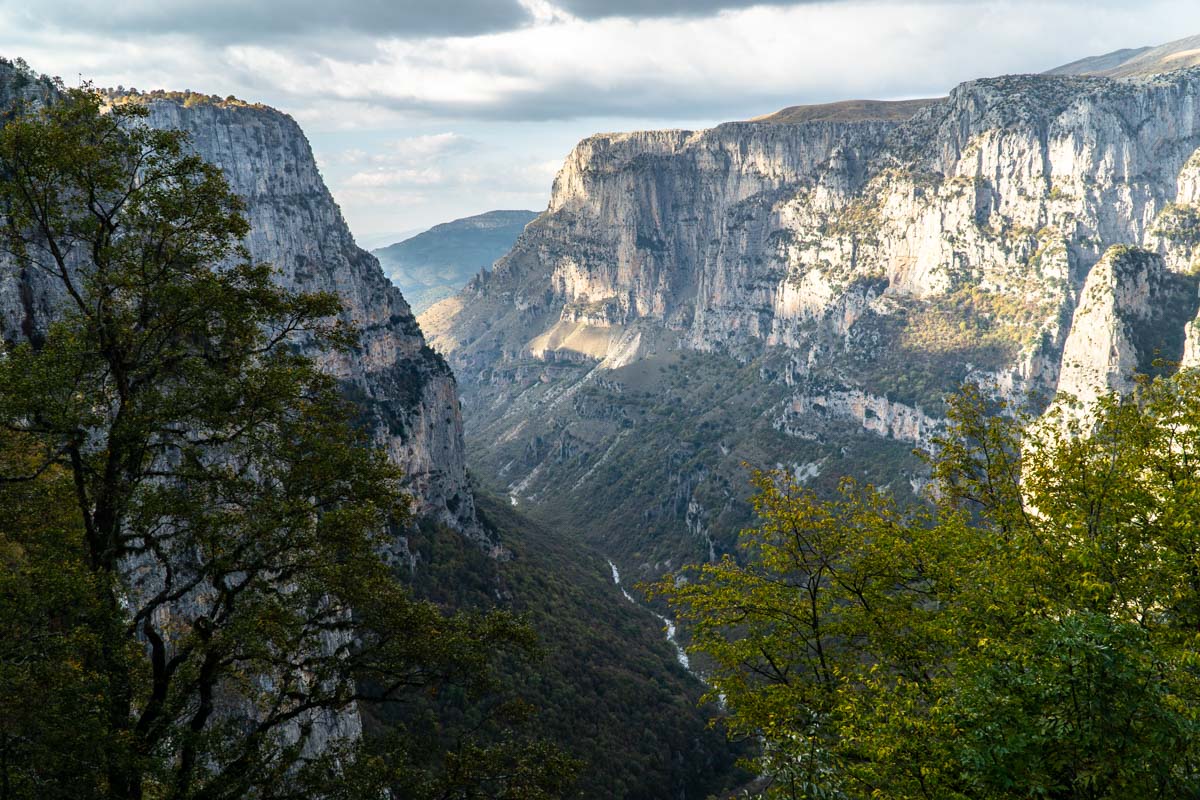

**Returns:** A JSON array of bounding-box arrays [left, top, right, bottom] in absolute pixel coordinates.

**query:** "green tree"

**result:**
[[655, 379, 1200, 799], [0, 430, 113, 800], [0, 87, 573, 799]]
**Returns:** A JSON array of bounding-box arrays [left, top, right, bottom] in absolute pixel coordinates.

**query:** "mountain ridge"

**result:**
[[373, 209, 537, 313], [421, 53, 1200, 579], [1046, 33, 1200, 78], [751, 97, 941, 124]]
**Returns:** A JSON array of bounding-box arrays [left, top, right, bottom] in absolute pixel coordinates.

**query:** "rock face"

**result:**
[[423, 119, 898, 368], [423, 62, 1200, 570], [0, 62, 490, 770], [138, 98, 482, 540], [1056, 245, 1196, 408], [0, 72, 481, 542]]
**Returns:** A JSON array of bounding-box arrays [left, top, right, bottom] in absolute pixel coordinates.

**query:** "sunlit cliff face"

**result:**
[[419, 62, 1200, 569]]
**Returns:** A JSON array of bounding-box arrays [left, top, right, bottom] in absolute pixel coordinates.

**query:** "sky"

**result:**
[[3, 0, 1200, 247]]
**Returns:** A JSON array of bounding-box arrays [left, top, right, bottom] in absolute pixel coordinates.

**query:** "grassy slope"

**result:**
[[751, 97, 939, 124], [463, 349, 928, 578]]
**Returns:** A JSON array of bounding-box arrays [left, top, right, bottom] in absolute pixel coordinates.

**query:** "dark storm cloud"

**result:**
[[553, 0, 818, 19], [0, 0, 532, 41]]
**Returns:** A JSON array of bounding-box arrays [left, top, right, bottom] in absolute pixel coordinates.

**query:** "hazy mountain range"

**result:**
[[372, 210, 538, 313]]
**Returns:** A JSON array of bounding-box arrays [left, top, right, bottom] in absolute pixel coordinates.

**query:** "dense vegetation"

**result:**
[[0, 86, 569, 799], [398, 494, 752, 800], [657, 376, 1200, 799], [466, 349, 927, 572]]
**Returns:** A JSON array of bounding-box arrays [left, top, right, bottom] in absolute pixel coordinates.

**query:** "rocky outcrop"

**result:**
[[776, 390, 941, 448], [422, 60, 1200, 567], [0, 73, 482, 542], [1056, 246, 1198, 407], [140, 98, 482, 540]]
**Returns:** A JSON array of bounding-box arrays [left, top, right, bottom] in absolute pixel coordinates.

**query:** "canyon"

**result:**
[[10, 30, 1200, 797], [0, 61, 743, 800], [422, 45, 1200, 581]]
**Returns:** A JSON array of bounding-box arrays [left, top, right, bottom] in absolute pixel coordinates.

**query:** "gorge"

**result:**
[[8, 24, 1200, 799], [421, 43, 1200, 589], [0, 61, 744, 800]]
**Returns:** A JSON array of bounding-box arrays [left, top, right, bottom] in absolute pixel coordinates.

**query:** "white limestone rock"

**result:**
[[0, 88, 482, 541]]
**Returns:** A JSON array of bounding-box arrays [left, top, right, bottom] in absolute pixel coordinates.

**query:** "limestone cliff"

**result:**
[[138, 98, 481, 540], [1056, 245, 1196, 409], [422, 59, 1200, 571], [0, 69, 481, 542], [0, 63, 492, 765]]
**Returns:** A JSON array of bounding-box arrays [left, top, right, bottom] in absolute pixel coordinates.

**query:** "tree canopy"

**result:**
[[0, 87, 573, 800], [656, 378, 1200, 799]]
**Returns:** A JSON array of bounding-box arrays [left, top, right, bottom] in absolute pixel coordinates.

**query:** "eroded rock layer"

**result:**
[[423, 67, 1200, 573]]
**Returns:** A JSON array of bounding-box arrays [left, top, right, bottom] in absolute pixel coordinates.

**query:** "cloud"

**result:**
[[9, 0, 1200, 237], [341, 137, 553, 192], [0, 0, 532, 42], [552, 0, 817, 20], [12, 0, 1200, 127], [345, 168, 445, 188], [549, 0, 1173, 20], [330, 156, 558, 236], [340, 132, 478, 187], [371, 132, 478, 163], [223, 2, 1146, 124], [220, 0, 1200, 125]]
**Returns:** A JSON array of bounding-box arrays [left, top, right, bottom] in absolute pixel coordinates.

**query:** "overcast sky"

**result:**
[[3, 0, 1200, 246]]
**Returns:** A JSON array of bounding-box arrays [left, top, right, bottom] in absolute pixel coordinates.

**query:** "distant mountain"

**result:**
[[1047, 33, 1200, 78], [373, 210, 538, 313], [751, 97, 940, 124], [355, 227, 425, 251]]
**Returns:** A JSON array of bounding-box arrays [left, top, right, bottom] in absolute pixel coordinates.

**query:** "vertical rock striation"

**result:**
[[138, 98, 482, 541], [422, 64, 1200, 568], [0, 73, 482, 543]]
